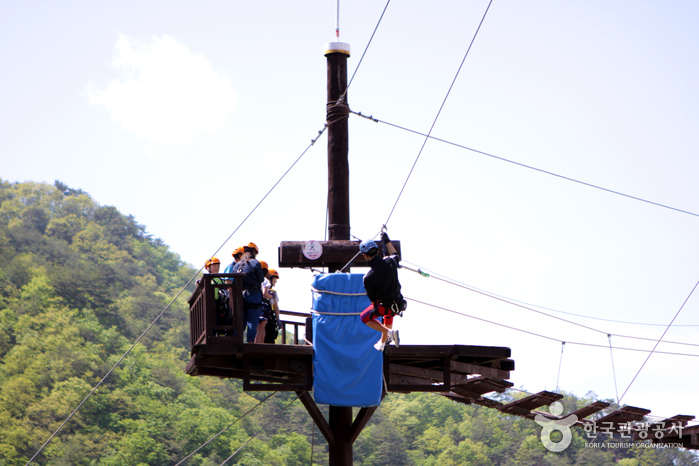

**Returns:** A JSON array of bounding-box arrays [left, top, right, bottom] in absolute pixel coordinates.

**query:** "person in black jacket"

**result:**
[[229, 242, 265, 342], [359, 232, 405, 351]]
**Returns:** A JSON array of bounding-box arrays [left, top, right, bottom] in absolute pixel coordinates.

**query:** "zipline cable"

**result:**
[[339, 227, 384, 272], [399, 261, 699, 349], [24, 124, 327, 465], [219, 395, 299, 466], [208, 124, 327, 262], [174, 391, 278, 466], [607, 335, 621, 411], [617, 279, 699, 405], [405, 297, 699, 358], [327, 0, 391, 121], [555, 341, 565, 393], [342, 0, 392, 99], [24, 274, 198, 466], [401, 260, 699, 328], [384, 0, 494, 227], [351, 110, 699, 219], [309, 422, 316, 466]]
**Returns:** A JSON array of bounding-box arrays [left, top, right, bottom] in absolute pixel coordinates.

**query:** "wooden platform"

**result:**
[[186, 342, 515, 394], [186, 275, 699, 451]]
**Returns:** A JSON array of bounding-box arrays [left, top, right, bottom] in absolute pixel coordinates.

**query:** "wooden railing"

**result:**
[[188, 273, 311, 350], [278, 310, 312, 345], [188, 273, 245, 348]]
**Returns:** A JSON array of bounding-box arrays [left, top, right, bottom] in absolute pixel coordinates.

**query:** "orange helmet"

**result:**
[[205, 257, 220, 268], [245, 242, 259, 254], [259, 260, 269, 270], [232, 246, 244, 256], [268, 269, 279, 279]]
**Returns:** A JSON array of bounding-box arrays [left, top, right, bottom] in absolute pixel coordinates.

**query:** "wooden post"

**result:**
[[326, 41, 351, 271], [325, 41, 354, 466], [329, 405, 353, 465]]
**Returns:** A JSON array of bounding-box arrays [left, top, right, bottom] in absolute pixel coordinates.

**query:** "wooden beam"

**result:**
[[329, 406, 353, 466], [243, 354, 312, 391], [390, 363, 469, 385], [652, 414, 695, 427], [278, 240, 401, 268], [389, 373, 439, 391], [500, 391, 563, 418], [633, 415, 696, 442], [453, 376, 513, 396], [472, 396, 505, 410], [297, 391, 334, 446], [442, 393, 473, 405], [450, 360, 510, 380], [571, 400, 610, 420], [451, 386, 486, 400], [349, 407, 378, 444], [596, 406, 651, 430]]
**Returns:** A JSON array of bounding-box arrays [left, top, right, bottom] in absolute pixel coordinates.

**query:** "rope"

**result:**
[[607, 335, 621, 411], [309, 421, 315, 466], [617, 279, 699, 405], [555, 341, 565, 393], [383, 0, 494, 227], [219, 395, 298, 466], [351, 111, 699, 220], [400, 260, 699, 328], [311, 286, 366, 296], [311, 310, 362, 316], [24, 273, 198, 466], [174, 391, 278, 466], [342, 0, 392, 98], [326, 0, 392, 130], [338, 227, 383, 273], [400, 260, 699, 349], [208, 124, 327, 262], [24, 124, 327, 465], [406, 297, 699, 358]]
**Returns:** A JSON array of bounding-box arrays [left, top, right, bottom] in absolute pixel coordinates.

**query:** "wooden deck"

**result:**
[[185, 342, 515, 394]]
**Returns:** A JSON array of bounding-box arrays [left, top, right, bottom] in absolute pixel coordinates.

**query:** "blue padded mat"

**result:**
[[311, 273, 383, 407]]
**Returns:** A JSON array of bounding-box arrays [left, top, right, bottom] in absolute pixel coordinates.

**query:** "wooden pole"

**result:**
[[326, 42, 351, 268], [325, 41, 354, 466]]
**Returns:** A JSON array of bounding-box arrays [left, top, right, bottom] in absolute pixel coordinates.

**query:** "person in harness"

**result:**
[[203, 257, 233, 335], [360, 231, 406, 351], [228, 242, 265, 343], [259, 269, 282, 344]]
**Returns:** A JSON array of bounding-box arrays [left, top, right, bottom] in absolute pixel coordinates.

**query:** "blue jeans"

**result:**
[[244, 305, 262, 342]]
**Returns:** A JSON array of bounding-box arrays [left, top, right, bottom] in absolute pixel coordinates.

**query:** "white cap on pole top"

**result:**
[[324, 42, 350, 57]]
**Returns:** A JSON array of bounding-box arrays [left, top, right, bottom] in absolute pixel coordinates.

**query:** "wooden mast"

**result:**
[[325, 41, 351, 271], [324, 40, 354, 466]]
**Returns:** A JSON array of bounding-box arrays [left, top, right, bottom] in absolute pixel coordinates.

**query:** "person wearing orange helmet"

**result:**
[[203, 257, 232, 334], [204, 257, 220, 273], [222, 246, 245, 282], [256, 268, 281, 343], [227, 242, 265, 342]]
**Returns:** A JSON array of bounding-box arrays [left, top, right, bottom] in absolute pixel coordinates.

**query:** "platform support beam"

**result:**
[[328, 406, 353, 466]]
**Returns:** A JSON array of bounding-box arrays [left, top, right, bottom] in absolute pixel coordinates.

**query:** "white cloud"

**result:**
[[145, 144, 158, 157], [89, 34, 237, 143]]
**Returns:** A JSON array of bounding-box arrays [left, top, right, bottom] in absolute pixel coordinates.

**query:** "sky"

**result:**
[[2, 0, 699, 429]]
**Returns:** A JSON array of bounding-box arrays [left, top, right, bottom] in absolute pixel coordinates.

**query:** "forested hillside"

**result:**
[[0, 180, 696, 466]]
